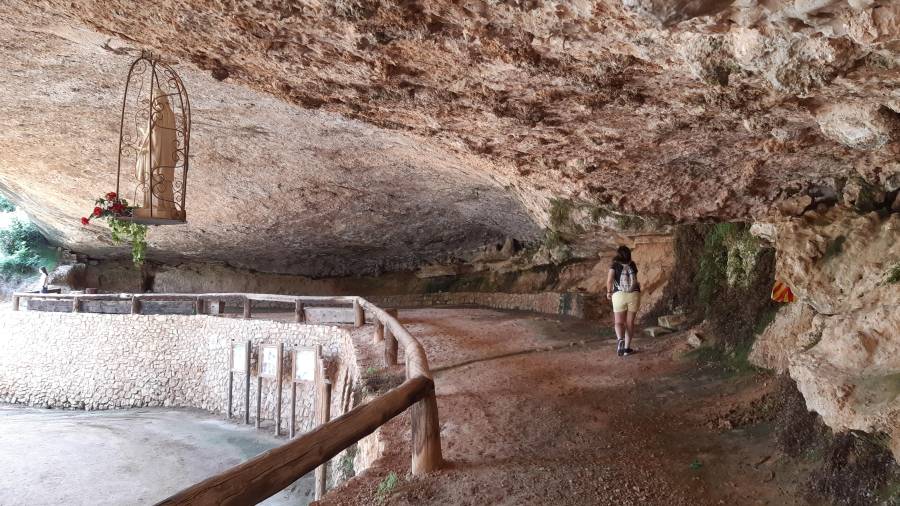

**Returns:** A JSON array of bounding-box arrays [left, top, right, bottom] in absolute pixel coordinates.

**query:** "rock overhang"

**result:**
[[1, 1, 899, 275]]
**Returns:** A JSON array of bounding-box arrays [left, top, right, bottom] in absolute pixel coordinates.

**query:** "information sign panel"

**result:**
[[231, 343, 247, 373], [260, 344, 279, 378], [293, 347, 317, 382]]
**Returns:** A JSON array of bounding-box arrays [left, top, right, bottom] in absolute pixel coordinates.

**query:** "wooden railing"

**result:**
[[11, 291, 443, 504]]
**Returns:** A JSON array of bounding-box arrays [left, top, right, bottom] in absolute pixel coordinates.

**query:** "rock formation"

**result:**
[[751, 207, 900, 459]]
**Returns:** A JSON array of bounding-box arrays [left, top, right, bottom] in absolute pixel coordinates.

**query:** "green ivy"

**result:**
[[108, 218, 148, 266], [696, 223, 762, 306]]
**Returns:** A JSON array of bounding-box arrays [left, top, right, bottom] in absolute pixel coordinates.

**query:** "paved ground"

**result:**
[[0, 407, 313, 506]]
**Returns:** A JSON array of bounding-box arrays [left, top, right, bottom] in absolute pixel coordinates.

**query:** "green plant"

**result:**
[[375, 471, 399, 503], [886, 264, 900, 284], [615, 213, 645, 230], [0, 195, 14, 212], [81, 192, 148, 266], [0, 219, 43, 256], [0, 218, 53, 281], [337, 446, 357, 480], [548, 198, 575, 230]]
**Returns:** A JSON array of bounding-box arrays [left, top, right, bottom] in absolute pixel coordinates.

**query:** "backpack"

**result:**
[[615, 262, 637, 293]]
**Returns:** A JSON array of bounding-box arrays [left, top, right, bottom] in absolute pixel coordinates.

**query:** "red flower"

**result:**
[[93, 206, 102, 217], [80, 217, 90, 226], [106, 192, 117, 200], [111, 202, 125, 214]]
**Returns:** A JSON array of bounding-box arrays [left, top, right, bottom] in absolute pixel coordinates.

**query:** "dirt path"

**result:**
[[321, 308, 809, 506]]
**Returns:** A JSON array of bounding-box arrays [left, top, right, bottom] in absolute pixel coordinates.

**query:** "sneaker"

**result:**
[[616, 340, 625, 357], [622, 348, 635, 356]]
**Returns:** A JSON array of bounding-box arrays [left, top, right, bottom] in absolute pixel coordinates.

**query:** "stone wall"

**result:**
[[368, 291, 606, 320], [0, 311, 351, 434]]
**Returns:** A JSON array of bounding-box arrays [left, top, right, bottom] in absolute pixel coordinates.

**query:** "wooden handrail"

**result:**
[[155, 376, 434, 506]]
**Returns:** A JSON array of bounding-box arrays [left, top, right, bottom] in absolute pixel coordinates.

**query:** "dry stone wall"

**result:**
[[368, 291, 606, 320], [0, 311, 350, 434]]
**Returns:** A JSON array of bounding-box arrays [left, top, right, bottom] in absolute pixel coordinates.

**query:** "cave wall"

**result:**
[[749, 207, 900, 460]]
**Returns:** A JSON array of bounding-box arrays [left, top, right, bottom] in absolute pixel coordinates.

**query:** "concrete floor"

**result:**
[[0, 405, 313, 506]]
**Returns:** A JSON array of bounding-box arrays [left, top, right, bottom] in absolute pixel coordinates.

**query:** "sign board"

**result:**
[[293, 347, 318, 383], [231, 343, 248, 373], [259, 344, 280, 379]]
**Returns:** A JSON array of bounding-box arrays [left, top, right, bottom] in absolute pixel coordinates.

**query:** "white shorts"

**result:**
[[611, 291, 641, 313]]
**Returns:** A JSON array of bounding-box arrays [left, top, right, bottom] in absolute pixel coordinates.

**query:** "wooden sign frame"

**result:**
[[291, 346, 318, 384], [226, 340, 252, 425], [255, 343, 284, 436], [230, 342, 249, 373], [259, 344, 281, 379], [289, 345, 322, 439]]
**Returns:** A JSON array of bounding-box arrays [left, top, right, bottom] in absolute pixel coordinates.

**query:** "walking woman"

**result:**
[[606, 245, 640, 356]]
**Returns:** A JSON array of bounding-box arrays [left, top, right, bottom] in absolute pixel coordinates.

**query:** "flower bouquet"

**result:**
[[81, 192, 148, 265]]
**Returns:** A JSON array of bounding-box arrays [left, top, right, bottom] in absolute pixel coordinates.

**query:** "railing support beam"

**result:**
[[353, 299, 364, 327], [410, 390, 443, 474]]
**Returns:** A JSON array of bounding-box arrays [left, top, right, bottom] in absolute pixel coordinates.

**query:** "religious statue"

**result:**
[[134, 87, 178, 218]]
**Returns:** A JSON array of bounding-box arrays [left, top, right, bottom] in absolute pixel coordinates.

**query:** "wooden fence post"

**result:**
[[410, 388, 443, 475], [256, 375, 263, 429], [384, 309, 398, 366], [353, 299, 364, 327], [72, 296, 81, 313], [384, 331, 398, 366], [314, 380, 332, 501], [274, 343, 284, 436], [131, 296, 141, 315], [243, 298, 252, 319], [244, 340, 251, 425], [289, 381, 297, 439], [227, 370, 234, 419], [294, 301, 305, 323], [373, 320, 384, 343], [195, 298, 205, 315], [12, 295, 19, 311]]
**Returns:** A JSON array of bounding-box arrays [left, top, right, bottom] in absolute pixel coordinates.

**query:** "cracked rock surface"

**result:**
[[1, 1, 899, 273]]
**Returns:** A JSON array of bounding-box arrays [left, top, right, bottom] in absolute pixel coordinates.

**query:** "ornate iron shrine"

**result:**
[[116, 51, 190, 225]]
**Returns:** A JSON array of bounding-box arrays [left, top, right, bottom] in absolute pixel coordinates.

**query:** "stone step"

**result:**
[[658, 314, 687, 330], [644, 326, 673, 338]]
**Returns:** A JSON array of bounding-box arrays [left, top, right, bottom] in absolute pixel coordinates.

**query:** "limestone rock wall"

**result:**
[[749, 207, 900, 458], [0, 311, 350, 435]]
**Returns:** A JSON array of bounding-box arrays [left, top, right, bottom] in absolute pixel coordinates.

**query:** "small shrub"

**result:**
[[548, 198, 575, 230], [0, 195, 14, 212], [375, 471, 399, 504], [886, 264, 900, 285]]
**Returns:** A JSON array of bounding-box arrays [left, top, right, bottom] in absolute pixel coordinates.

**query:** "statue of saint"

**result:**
[[134, 87, 178, 217]]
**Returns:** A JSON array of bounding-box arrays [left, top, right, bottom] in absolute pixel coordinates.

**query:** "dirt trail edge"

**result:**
[[319, 308, 807, 506]]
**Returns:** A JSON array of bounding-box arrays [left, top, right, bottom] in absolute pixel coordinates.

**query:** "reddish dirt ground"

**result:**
[[320, 308, 810, 506]]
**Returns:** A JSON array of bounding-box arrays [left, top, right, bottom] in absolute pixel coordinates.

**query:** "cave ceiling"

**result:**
[[1, 1, 898, 275]]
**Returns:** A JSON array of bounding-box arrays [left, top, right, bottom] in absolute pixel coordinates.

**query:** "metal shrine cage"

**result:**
[[116, 51, 190, 225]]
